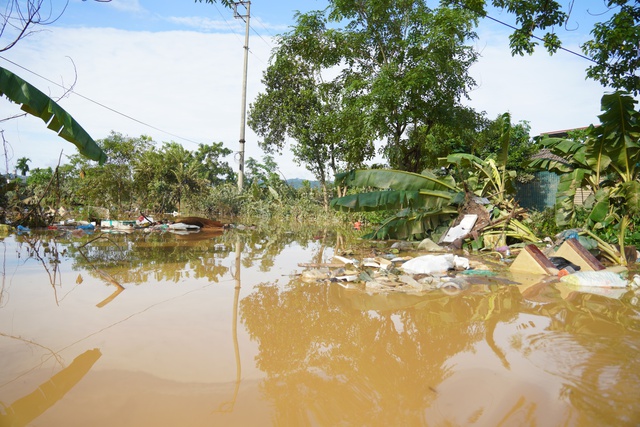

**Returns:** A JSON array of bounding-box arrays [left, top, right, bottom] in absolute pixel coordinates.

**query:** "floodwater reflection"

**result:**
[[0, 230, 639, 426]]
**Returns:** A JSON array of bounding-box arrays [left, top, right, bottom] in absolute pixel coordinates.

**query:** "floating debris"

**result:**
[[560, 271, 628, 288], [401, 254, 469, 275]]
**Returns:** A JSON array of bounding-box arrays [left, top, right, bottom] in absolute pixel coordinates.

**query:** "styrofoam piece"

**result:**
[[440, 214, 478, 243]]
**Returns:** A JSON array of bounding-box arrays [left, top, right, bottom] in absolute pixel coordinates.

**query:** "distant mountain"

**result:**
[[287, 178, 321, 189]]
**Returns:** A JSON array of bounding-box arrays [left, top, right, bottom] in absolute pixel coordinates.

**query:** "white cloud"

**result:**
[[167, 16, 243, 32], [0, 17, 629, 182], [465, 26, 612, 136], [0, 26, 315, 179], [106, 0, 144, 13], [250, 17, 290, 34]]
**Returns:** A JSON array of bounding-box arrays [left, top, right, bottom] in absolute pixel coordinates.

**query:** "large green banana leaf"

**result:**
[[330, 189, 456, 212], [335, 169, 458, 192], [0, 66, 107, 164], [332, 169, 461, 240], [588, 92, 640, 181], [365, 206, 459, 240]]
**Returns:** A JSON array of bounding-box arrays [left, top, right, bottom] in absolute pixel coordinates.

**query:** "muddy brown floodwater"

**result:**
[[0, 229, 639, 426]]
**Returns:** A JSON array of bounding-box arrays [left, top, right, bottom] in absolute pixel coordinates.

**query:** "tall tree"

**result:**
[[250, 0, 478, 187], [68, 132, 149, 213], [15, 157, 30, 176], [329, 1, 478, 172], [248, 12, 375, 208], [193, 142, 235, 185]]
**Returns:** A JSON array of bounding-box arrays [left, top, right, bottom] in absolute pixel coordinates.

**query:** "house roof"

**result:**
[[530, 148, 571, 165], [539, 126, 591, 138]]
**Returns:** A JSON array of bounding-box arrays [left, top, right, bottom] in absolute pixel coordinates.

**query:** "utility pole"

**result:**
[[234, 1, 250, 192]]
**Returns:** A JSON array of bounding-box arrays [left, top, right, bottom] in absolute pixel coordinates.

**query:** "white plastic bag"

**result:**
[[401, 254, 455, 274]]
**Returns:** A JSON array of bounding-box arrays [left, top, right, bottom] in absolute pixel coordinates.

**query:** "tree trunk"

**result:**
[[320, 177, 329, 212]]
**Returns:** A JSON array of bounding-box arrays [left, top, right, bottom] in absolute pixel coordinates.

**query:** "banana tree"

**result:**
[[331, 165, 538, 243], [331, 169, 462, 240], [439, 152, 538, 246], [0, 66, 107, 164], [530, 91, 640, 265], [332, 112, 540, 244]]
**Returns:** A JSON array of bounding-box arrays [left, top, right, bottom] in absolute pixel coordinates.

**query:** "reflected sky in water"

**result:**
[[1, 230, 639, 426]]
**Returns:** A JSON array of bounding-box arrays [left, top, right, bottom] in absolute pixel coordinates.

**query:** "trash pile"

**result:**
[[35, 216, 230, 236], [299, 239, 506, 295], [298, 237, 640, 297]]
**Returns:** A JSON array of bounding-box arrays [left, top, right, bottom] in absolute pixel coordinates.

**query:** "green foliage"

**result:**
[[332, 113, 540, 243], [442, 153, 516, 204], [18, 131, 337, 228], [248, 15, 374, 204], [25, 167, 54, 203], [526, 208, 560, 239], [16, 157, 30, 176], [250, 0, 479, 179], [332, 169, 461, 240], [245, 156, 284, 189], [583, 2, 640, 94], [531, 91, 640, 264], [193, 142, 235, 185], [68, 132, 150, 214], [19, 132, 236, 218], [337, 2, 478, 173], [0, 66, 107, 164], [191, 182, 243, 219]]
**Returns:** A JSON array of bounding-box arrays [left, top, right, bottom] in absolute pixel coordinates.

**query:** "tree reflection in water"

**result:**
[[240, 270, 640, 425], [2, 229, 640, 425]]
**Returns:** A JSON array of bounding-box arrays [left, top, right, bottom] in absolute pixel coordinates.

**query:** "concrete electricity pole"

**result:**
[[234, 1, 250, 192]]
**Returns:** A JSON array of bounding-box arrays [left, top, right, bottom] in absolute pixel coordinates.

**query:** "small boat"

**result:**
[[173, 217, 226, 230], [168, 223, 200, 231]]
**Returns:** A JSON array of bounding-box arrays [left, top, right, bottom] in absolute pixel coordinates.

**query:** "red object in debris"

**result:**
[[354, 221, 362, 231], [47, 225, 57, 230]]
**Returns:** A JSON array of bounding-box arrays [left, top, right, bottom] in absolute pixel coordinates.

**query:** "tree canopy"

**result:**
[[250, 0, 479, 177], [248, 12, 376, 207]]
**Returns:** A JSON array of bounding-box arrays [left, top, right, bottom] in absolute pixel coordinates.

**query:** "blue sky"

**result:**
[[0, 0, 620, 180]]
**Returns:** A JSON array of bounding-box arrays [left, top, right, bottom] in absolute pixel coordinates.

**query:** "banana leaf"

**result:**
[[555, 167, 589, 227], [587, 188, 610, 224], [364, 206, 458, 240], [588, 92, 640, 182], [335, 169, 458, 192], [331, 189, 456, 212], [0, 66, 107, 164], [496, 112, 511, 169], [440, 153, 516, 199], [621, 180, 640, 216]]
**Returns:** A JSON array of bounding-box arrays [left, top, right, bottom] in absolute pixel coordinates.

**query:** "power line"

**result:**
[[253, 14, 277, 40], [0, 55, 205, 146], [206, 4, 270, 70], [481, 13, 597, 63], [452, 1, 597, 64], [210, 0, 246, 46], [250, 23, 274, 50]]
